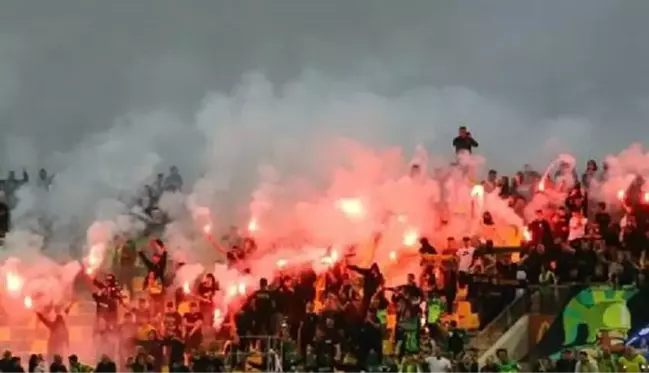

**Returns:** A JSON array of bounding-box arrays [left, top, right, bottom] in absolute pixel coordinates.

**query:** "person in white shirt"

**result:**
[[456, 237, 476, 288], [425, 347, 452, 372], [568, 210, 587, 243]]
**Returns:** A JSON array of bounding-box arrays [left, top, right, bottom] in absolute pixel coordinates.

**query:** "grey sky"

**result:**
[[1, 0, 649, 172]]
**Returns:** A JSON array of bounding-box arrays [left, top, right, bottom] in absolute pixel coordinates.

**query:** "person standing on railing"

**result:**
[[0, 192, 8, 240], [442, 261, 459, 315], [457, 237, 476, 289], [452, 126, 479, 155]]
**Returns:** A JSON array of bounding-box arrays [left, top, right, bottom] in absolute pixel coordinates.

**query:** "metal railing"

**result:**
[[470, 283, 599, 352], [217, 335, 283, 372], [470, 289, 534, 352]]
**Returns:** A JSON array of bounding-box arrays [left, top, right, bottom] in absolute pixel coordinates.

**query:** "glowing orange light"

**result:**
[[213, 308, 223, 327], [470, 184, 485, 199], [182, 282, 191, 294], [389, 251, 397, 261], [321, 247, 340, 265], [522, 227, 532, 242], [203, 224, 212, 234], [402, 229, 418, 247], [617, 189, 625, 201], [644, 192, 649, 203], [227, 285, 237, 297], [276, 259, 287, 268], [23, 296, 33, 309], [6, 272, 23, 294], [85, 244, 104, 274], [248, 219, 258, 232], [237, 282, 247, 295], [336, 198, 365, 219], [538, 181, 545, 192]]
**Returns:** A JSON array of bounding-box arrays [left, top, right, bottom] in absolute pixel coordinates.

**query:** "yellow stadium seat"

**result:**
[[457, 301, 471, 316], [441, 313, 458, 326], [386, 314, 396, 331], [35, 325, 48, 335], [68, 303, 80, 316], [132, 277, 145, 292], [382, 339, 394, 355], [30, 340, 47, 354], [314, 299, 323, 313], [69, 326, 83, 342], [178, 301, 191, 315], [0, 327, 9, 341], [467, 313, 480, 329]]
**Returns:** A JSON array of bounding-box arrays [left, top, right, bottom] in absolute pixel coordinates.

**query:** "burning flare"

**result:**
[[6, 271, 23, 295], [248, 219, 258, 232], [23, 296, 33, 309], [336, 198, 365, 220], [402, 229, 419, 247]]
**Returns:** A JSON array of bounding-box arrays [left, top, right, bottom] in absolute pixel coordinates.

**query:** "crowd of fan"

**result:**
[[1, 127, 649, 372], [530, 347, 649, 373]]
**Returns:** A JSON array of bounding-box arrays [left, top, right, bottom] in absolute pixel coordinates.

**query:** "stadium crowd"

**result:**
[[1, 127, 649, 372]]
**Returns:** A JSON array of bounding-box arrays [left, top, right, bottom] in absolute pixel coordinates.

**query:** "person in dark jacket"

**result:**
[[138, 238, 168, 290], [347, 263, 384, 316], [452, 126, 479, 154], [115, 239, 137, 296], [49, 354, 68, 372], [94, 354, 117, 372]]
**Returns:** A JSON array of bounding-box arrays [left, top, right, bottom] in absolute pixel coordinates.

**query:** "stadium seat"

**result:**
[[457, 300, 472, 316], [458, 312, 480, 331], [178, 301, 191, 315], [132, 276, 145, 292], [69, 326, 84, 342], [382, 339, 394, 355], [386, 313, 397, 331], [27, 315, 38, 329], [30, 340, 47, 355], [68, 303, 80, 316], [0, 327, 9, 342]]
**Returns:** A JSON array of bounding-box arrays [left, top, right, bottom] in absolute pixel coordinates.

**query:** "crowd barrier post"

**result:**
[[217, 335, 282, 372]]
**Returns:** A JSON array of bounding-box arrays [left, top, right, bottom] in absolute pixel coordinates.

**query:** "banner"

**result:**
[[535, 285, 649, 359]]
